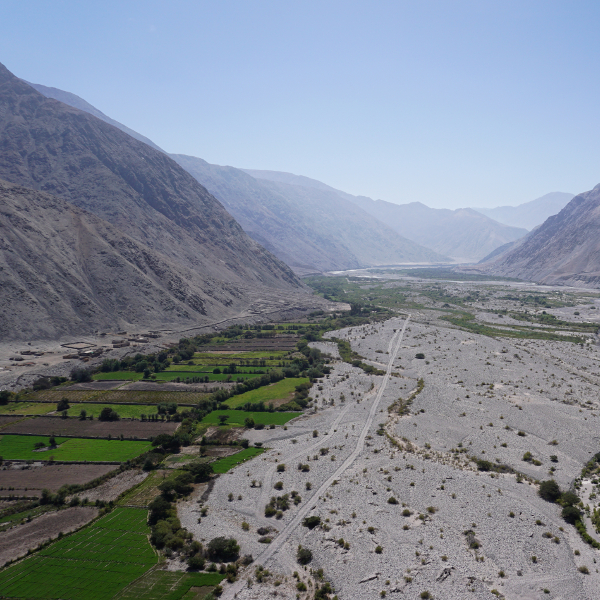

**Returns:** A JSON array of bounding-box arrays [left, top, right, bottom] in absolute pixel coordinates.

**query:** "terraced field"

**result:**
[[0, 435, 151, 462], [201, 410, 301, 427], [0, 508, 156, 600], [224, 378, 308, 409]]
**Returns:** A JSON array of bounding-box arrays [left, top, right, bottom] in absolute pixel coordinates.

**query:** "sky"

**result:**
[[1, 0, 599, 209]]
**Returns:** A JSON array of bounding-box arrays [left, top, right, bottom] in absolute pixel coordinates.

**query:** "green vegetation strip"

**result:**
[[201, 410, 301, 427], [0, 435, 151, 462], [115, 570, 225, 600], [224, 377, 308, 409], [0, 507, 157, 600], [0, 402, 55, 416], [211, 448, 265, 473], [442, 312, 587, 343], [66, 404, 158, 419]]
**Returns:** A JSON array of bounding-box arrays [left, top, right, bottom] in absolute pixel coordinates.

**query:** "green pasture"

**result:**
[[225, 377, 308, 408], [0, 435, 151, 462], [211, 447, 265, 473], [0, 507, 157, 600], [0, 402, 54, 416], [66, 404, 157, 419], [194, 350, 290, 360], [116, 570, 225, 600], [93, 372, 143, 381], [201, 410, 301, 427], [155, 371, 260, 382]]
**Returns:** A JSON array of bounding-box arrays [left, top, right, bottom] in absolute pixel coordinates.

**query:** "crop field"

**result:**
[[194, 350, 290, 360], [0, 464, 116, 494], [0, 507, 157, 600], [211, 447, 265, 473], [117, 470, 166, 507], [1, 417, 178, 440], [201, 410, 301, 427], [115, 570, 225, 600], [21, 390, 210, 405], [66, 404, 159, 419], [225, 377, 308, 408], [0, 402, 55, 416], [154, 371, 260, 382], [93, 372, 143, 381], [0, 435, 151, 462]]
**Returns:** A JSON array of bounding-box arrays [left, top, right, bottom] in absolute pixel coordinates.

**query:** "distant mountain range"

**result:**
[[475, 184, 600, 288], [21, 74, 582, 283], [0, 62, 323, 340], [244, 170, 528, 262], [472, 192, 574, 231]]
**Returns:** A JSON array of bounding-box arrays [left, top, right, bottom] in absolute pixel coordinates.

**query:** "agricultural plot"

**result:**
[[211, 447, 264, 473], [93, 372, 143, 381], [0, 402, 54, 416], [0, 464, 116, 494], [118, 470, 167, 507], [154, 371, 260, 382], [1, 416, 178, 439], [99, 390, 211, 404], [115, 570, 225, 600], [0, 507, 157, 600], [224, 377, 308, 408], [201, 410, 301, 427], [65, 404, 161, 419], [0, 435, 150, 462]]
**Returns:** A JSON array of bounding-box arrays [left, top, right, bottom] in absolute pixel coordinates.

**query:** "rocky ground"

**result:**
[[178, 282, 600, 600]]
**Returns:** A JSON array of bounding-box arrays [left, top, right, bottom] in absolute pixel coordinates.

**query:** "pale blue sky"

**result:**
[[1, 1, 599, 208]]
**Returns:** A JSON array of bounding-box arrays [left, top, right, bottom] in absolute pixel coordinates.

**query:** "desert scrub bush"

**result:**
[[579, 565, 590, 574], [302, 515, 321, 529], [297, 545, 312, 565], [375, 545, 383, 553], [538, 480, 561, 502], [274, 481, 283, 490], [388, 497, 398, 504], [277, 464, 285, 472], [241, 521, 250, 531]]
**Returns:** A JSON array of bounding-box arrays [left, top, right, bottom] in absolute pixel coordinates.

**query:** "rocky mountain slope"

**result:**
[[478, 184, 600, 287], [26, 81, 449, 271], [473, 191, 574, 230], [245, 170, 527, 262], [171, 155, 447, 272], [0, 62, 321, 340]]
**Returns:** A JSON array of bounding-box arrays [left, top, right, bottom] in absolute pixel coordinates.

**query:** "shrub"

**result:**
[[297, 545, 312, 565], [539, 480, 561, 503], [56, 398, 70, 412], [70, 367, 92, 383], [415, 353, 425, 359], [578, 565, 590, 574], [562, 505, 582, 525], [99, 407, 119, 421], [302, 516, 321, 529], [375, 545, 383, 553], [188, 554, 205, 570], [207, 537, 240, 562], [274, 481, 283, 490], [277, 464, 285, 472], [387, 497, 398, 504]]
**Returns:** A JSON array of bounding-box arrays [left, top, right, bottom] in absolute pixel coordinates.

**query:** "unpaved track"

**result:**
[[222, 315, 410, 598]]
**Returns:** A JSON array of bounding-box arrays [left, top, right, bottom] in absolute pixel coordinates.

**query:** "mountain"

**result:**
[[171, 155, 448, 272], [24, 81, 165, 153], [245, 170, 527, 263], [472, 192, 574, 231], [0, 62, 319, 339], [27, 80, 450, 272], [478, 184, 600, 287]]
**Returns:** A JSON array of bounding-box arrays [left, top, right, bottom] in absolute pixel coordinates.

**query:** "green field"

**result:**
[[211, 447, 265, 473], [0, 435, 151, 462], [0, 402, 55, 416], [66, 404, 158, 419], [194, 350, 290, 359], [116, 570, 225, 600], [93, 372, 143, 381], [0, 507, 157, 600], [25, 390, 209, 405], [201, 410, 301, 427], [225, 377, 308, 408]]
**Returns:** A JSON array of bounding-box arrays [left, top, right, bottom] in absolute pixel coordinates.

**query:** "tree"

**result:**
[[99, 407, 119, 421], [244, 417, 255, 428], [560, 491, 579, 506], [185, 461, 213, 482], [79, 409, 87, 420], [218, 415, 229, 426], [56, 398, 70, 412], [70, 367, 92, 383], [538, 480, 561, 503], [48, 436, 57, 447], [207, 537, 240, 562], [562, 505, 582, 524], [0, 390, 12, 406]]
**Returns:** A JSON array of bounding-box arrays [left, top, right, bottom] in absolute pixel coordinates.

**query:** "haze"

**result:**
[[2, 0, 599, 208]]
